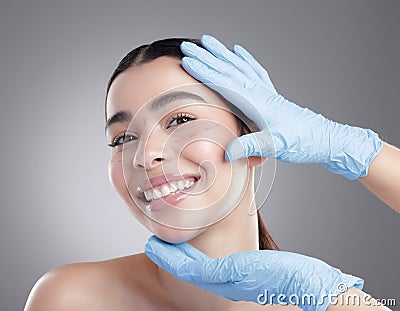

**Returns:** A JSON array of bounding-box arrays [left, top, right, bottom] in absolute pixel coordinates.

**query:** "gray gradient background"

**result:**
[[0, 0, 399, 310]]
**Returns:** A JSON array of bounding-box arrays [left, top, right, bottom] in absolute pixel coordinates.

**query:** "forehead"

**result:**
[[106, 56, 225, 120]]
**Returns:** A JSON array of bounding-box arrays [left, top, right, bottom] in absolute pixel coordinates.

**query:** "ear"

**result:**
[[247, 156, 268, 168]]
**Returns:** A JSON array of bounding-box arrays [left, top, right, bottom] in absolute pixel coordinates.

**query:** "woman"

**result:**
[[25, 37, 395, 311], [25, 37, 289, 311]]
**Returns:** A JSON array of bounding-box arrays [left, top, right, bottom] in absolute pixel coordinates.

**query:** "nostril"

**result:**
[[154, 157, 163, 162]]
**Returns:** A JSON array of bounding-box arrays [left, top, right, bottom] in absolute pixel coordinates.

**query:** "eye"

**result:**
[[168, 113, 196, 128], [108, 133, 137, 148]]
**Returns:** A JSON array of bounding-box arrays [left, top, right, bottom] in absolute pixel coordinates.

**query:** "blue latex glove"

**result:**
[[145, 236, 364, 311], [180, 35, 383, 180]]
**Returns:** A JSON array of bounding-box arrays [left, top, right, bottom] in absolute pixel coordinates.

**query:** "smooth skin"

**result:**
[[141, 36, 399, 310], [358, 142, 400, 213], [24, 41, 398, 310], [25, 57, 297, 311], [141, 36, 398, 310], [25, 56, 396, 311]]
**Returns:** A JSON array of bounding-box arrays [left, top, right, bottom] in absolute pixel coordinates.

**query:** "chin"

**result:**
[[152, 226, 203, 244]]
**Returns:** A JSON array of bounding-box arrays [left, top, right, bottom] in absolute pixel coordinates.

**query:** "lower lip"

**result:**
[[147, 191, 189, 212]]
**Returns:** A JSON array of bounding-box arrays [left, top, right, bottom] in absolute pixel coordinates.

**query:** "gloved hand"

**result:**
[[180, 35, 383, 180], [145, 235, 363, 311]]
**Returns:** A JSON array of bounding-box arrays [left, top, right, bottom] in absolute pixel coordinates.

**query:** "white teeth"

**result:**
[[143, 179, 196, 202], [161, 185, 171, 196], [144, 191, 153, 201], [153, 189, 162, 200], [169, 182, 178, 192], [177, 180, 185, 190]]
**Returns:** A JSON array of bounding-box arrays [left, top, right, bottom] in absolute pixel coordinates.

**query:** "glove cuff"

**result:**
[[300, 272, 364, 311], [315, 274, 364, 311], [322, 122, 383, 180]]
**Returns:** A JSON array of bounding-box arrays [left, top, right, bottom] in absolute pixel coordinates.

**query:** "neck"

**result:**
[[188, 194, 259, 258], [156, 184, 260, 310]]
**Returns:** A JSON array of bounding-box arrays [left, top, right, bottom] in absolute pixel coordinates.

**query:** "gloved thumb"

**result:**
[[225, 132, 275, 162]]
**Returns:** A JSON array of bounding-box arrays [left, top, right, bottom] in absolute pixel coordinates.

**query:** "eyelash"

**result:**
[[167, 113, 196, 128], [108, 113, 196, 148], [108, 132, 137, 148]]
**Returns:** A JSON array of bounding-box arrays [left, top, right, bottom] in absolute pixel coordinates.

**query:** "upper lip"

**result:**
[[138, 173, 200, 193]]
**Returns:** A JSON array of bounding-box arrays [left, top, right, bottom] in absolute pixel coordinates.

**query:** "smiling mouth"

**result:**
[[143, 179, 196, 202]]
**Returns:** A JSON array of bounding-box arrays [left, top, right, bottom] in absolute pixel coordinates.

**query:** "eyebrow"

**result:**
[[105, 91, 206, 132], [149, 91, 205, 112], [105, 110, 133, 132]]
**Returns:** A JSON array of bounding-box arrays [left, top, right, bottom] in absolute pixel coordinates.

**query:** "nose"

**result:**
[[132, 132, 166, 170]]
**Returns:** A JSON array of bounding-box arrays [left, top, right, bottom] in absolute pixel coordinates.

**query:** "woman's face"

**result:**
[[106, 56, 249, 243]]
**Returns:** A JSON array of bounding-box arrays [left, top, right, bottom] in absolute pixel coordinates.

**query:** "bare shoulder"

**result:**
[[24, 253, 159, 311]]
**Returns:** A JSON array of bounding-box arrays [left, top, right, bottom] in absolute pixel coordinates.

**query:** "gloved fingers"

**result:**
[[145, 237, 212, 269], [145, 236, 217, 284], [181, 41, 248, 82], [181, 57, 234, 88], [199, 280, 265, 303], [233, 44, 275, 91], [182, 57, 254, 103], [199, 34, 262, 82], [181, 41, 234, 76], [175, 241, 211, 262], [145, 236, 196, 280], [145, 236, 184, 266], [196, 253, 259, 284], [225, 132, 275, 162], [182, 56, 269, 126]]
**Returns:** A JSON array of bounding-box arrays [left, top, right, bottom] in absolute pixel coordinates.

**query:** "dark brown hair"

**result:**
[[105, 37, 279, 251]]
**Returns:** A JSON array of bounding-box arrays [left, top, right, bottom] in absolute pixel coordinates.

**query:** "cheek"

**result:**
[[108, 160, 128, 199], [108, 160, 150, 223], [182, 141, 225, 164], [182, 140, 232, 187]]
